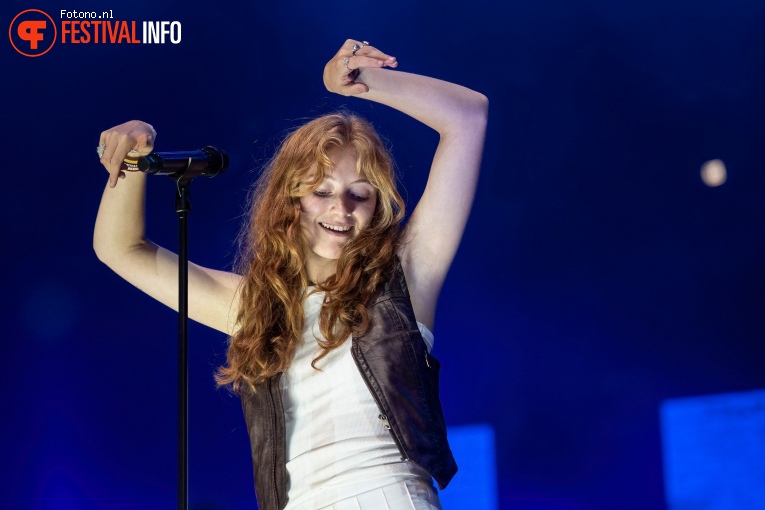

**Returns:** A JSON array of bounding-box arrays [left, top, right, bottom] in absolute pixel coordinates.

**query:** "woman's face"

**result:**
[[299, 145, 378, 263]]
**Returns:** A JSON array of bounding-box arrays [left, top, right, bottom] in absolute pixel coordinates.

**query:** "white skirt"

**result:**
[[318, 479, 442, 510]]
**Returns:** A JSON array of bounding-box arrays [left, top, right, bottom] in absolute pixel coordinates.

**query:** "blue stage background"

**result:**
[[3, 0, 765, 508]]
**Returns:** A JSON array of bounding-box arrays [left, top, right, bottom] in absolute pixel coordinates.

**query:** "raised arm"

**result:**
[[93, 120, 241, 334], [324, 41, 488, 329]]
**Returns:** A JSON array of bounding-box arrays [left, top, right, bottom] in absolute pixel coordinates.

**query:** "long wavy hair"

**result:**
[[216, 113, 406, 392]]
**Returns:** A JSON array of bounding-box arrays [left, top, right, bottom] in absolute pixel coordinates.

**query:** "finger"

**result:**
[[131, 133, 154, 156], [341, 38, 363, 54], [103, 131, 135, 187], [97, 131, 108, 179], [110, 132, 136, 173], [342, 40, 393, 60], [100, 131, 121, 187], [347, 55, 389, 71], [347, 82, 369, 95], [130, 133, 154, 156], [351, 44, 396, 65], [133, 123, 156, 154]]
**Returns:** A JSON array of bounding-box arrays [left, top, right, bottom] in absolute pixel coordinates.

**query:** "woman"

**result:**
[[94, 40, 487, 510]]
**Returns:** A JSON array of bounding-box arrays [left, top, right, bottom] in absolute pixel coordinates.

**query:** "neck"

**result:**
[[305, 253, 337, 285]]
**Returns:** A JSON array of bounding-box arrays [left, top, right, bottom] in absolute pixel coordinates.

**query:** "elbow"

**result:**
[[457, 89, 488, 126], [94, 234, 150, 269], [473, 90, 489, 109], [93, 235, 113, 266], [470, 92, 489, 124], [92, 233, 128, 267], [456, 92, 488, 134]]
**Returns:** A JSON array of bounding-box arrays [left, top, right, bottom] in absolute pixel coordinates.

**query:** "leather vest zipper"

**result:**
[[352, 341, 409, 461], [377, 413, 409, 461], [266, 378, 280, 508]]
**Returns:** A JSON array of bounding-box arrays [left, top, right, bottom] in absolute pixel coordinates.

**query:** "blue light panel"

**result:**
[[440, 424, 498, 510], [661, 389, 765, 509]]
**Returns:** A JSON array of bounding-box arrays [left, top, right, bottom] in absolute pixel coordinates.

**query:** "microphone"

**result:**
[[122, 146, 229, 180]]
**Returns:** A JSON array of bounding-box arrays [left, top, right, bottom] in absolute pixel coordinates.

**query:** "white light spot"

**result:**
[[700, 159, 727, 187]]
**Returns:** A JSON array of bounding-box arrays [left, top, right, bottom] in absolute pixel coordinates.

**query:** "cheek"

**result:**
[[299, 196, 319, 217], [298, 198, 316, 233], [359, 200, 378, 226]]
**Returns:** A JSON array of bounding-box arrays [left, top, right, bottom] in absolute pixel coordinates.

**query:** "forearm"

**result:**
[[93, 170, 149, 264], [355, 67, 488, 137]]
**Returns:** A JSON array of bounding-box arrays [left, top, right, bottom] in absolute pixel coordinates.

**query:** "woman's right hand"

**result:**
[[98, 120, 156, 188]]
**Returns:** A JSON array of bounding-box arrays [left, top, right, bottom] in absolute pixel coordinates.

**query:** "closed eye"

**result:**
[[313, 189, 331, 197]]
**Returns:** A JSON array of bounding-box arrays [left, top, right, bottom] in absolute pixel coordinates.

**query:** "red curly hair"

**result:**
[[216, 113, 406, 392]]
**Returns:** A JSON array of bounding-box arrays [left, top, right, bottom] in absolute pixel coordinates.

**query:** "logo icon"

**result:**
[[9, 9, 57, 57]]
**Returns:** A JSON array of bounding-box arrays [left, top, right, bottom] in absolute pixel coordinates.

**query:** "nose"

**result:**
[[331, 194, 353, 217]]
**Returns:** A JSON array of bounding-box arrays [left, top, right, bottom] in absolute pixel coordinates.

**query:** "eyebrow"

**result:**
[[324, 176, 372, 185]]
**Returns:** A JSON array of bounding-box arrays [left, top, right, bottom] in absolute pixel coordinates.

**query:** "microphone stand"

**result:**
[[135, 147, 228, 510], [175, 176, 192, 510]]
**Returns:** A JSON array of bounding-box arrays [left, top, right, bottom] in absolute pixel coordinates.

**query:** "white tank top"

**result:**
[[281, 289, 434, 510]]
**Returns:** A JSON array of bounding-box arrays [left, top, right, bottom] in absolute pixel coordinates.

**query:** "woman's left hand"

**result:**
[[323, 39, 397, 96]]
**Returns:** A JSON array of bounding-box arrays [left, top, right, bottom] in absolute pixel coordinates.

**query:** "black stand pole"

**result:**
[[176, 181, 191, 510]]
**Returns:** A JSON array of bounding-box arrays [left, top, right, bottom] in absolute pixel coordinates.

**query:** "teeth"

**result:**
[[320, 222, 351, 232]]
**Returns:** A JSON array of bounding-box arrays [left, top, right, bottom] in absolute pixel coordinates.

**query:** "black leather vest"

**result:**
[[239, 263, 458, 510]]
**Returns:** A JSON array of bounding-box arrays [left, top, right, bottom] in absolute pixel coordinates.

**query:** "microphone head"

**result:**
[[200, 146, 229, 177], [136, 147, 229, 178], [137, 152, 165, 174]]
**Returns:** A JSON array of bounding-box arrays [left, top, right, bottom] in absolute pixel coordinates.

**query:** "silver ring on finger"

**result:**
[[352, 43, 361, 56], [361, 41, 369, 48], [343, 57, 351, 70], [96, 143, 106, 159]]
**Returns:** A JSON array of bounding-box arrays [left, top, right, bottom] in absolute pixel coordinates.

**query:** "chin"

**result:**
[[310, 245, 343, 261]]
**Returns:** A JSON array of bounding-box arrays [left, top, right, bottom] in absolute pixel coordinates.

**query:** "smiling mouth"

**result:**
[[320, 222, 353, 233]]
